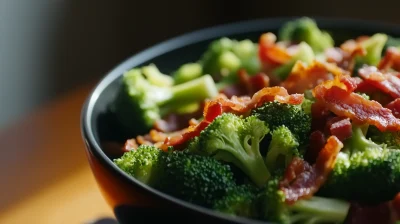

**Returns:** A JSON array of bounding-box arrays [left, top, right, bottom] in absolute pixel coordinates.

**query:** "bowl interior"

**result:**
[[83, 17, 400, 223]]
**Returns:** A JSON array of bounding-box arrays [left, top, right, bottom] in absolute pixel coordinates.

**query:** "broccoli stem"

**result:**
[[343, 124, 380, 154], [289, 196, 350, 224], [158, 74, 218, 116]]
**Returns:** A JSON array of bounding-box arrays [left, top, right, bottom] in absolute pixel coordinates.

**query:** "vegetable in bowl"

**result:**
[[109, 17, 400, 224]]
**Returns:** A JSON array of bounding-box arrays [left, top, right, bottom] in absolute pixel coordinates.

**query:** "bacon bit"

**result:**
[[313, 77, 400, 132], [304, 130, 326, 164], [346, 202, 393, 224], [386, 99, 400, 119], [358, 66, 400, 99], [378, 47, 400, 72], [280, 136, 343, 204], [222, 69, 270, 98], [311, 100, 333, 131], [258, 33, 291, 68], [160, 87, 304, 149], [281, 60, 348, 94], [391, 193, 400, 222], [123, 139, 139, 151], [326, 116, 353, 141]]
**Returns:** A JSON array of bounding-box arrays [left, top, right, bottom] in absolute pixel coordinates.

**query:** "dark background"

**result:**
[[1, 0, 400, 128]]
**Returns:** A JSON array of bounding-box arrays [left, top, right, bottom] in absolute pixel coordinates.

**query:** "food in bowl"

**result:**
[[106, 17, 400, 224]]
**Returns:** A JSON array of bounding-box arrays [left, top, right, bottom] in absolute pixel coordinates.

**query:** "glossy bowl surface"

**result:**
[[81, 17, 400, 224]]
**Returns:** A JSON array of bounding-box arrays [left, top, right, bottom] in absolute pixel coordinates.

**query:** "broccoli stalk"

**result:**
[[272, 42, 315, 81], [114, 145, 236, 207], [197, 113, 271, 187], [113, 66, 218, 134], [265, 125, 300, 172], [319, 123, 400, 203], [278, 17, 334, 54], [172, 62, 203, 84], [260, 177, 350, 224]]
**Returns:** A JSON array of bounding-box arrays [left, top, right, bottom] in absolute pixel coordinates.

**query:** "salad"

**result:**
[[108, 17, 400, 224]]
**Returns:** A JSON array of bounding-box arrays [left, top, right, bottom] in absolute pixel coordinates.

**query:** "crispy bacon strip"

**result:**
[[378, 47, 400, 72], [326, 116, 353, 142], [161, 87, 304, 149], [325, 37, 367, 72], [281, 60, 349, 94], [386, 99, 400, 119], [221, 69, 270, 98], [359, 66, 400, 99], [280, 136, 343, 204], [313, 76, 400, 132], [258, 32, 291, 68]]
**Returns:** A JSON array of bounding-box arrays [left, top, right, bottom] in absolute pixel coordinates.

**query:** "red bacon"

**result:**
[[387, 99, 400, 119], [326, 116, 353, 142], [281, 60, 348, 94], [359, 66, 400, 99], [161, 87, 304, 149], [280, 136, 343, 204], [313, 77, 400, 132], [378, 47, 400, 72]]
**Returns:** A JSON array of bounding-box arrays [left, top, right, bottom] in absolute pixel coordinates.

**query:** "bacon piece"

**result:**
[[326, 116, 353, 141], [221, 69, 270, 98], [378, 47, 400, 72], [258, 32, 291, 68], [161, 87, 304, 149], [346, 202, 393, 224], [281, 60, 349, 94], [325, 37, 367, 72], [359, 66, 400, 99], [313, 79, 400, 132], [304, 130, 326, 164], [387, 99, 400, 119], [280, 136, 343, 204]]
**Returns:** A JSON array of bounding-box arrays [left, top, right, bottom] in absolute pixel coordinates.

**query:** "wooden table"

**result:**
[[0, 83, 114, 224]]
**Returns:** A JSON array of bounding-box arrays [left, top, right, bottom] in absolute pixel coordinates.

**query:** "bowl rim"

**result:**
[[81, 16, 400, 224]]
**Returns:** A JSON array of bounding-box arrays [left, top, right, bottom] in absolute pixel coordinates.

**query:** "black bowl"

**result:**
[[81, 16, 400, 224]]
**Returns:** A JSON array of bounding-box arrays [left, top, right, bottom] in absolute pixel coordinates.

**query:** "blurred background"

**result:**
[[1, 0, 400, 129]]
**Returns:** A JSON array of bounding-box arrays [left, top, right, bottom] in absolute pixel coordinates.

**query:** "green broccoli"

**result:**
[[172, 62, 203, 84], [272, 42, 315, 81], [319, 124, 400, 203], [197, 113, 271, 187], [250, 101, 312, 146], [200, 37, 261, 85], [355, 33, 388, 69], [383, 35, 400, 54], [114, 144, 163, 186], [141, 63, 174, 87], [265, 126, 300, 172], [367, 125, 400, 148], [259, 176, 350, 224], [113, 66, 218, 135], [278, 17, 334, 54], [114, 145, 236, 207], [213, 184, 260, 219]]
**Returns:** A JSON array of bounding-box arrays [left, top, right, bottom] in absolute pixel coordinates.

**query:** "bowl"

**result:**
[[81, 16, 400, 224]]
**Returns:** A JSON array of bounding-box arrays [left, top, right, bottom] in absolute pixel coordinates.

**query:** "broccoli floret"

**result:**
[[198, 113, 271, 187], [259, 177, 350, 224], [355, 33, 388, 69], [114, 145, 236, 207], [300, 98, 314, 115], [265, 126, 300, 172], [272, 42, 315, 81], [319, 124, 400, 203], [172, 62, 203, 84], [251, 101, 312, 146], [113, 66, 218, 135], [114, 145, 163, 186], [200, 37, 261, 85], [367, 125, 400, 148], [213, 184, 260, 218], [278, 17, 334, 54], [141, 63, 174, 87]]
